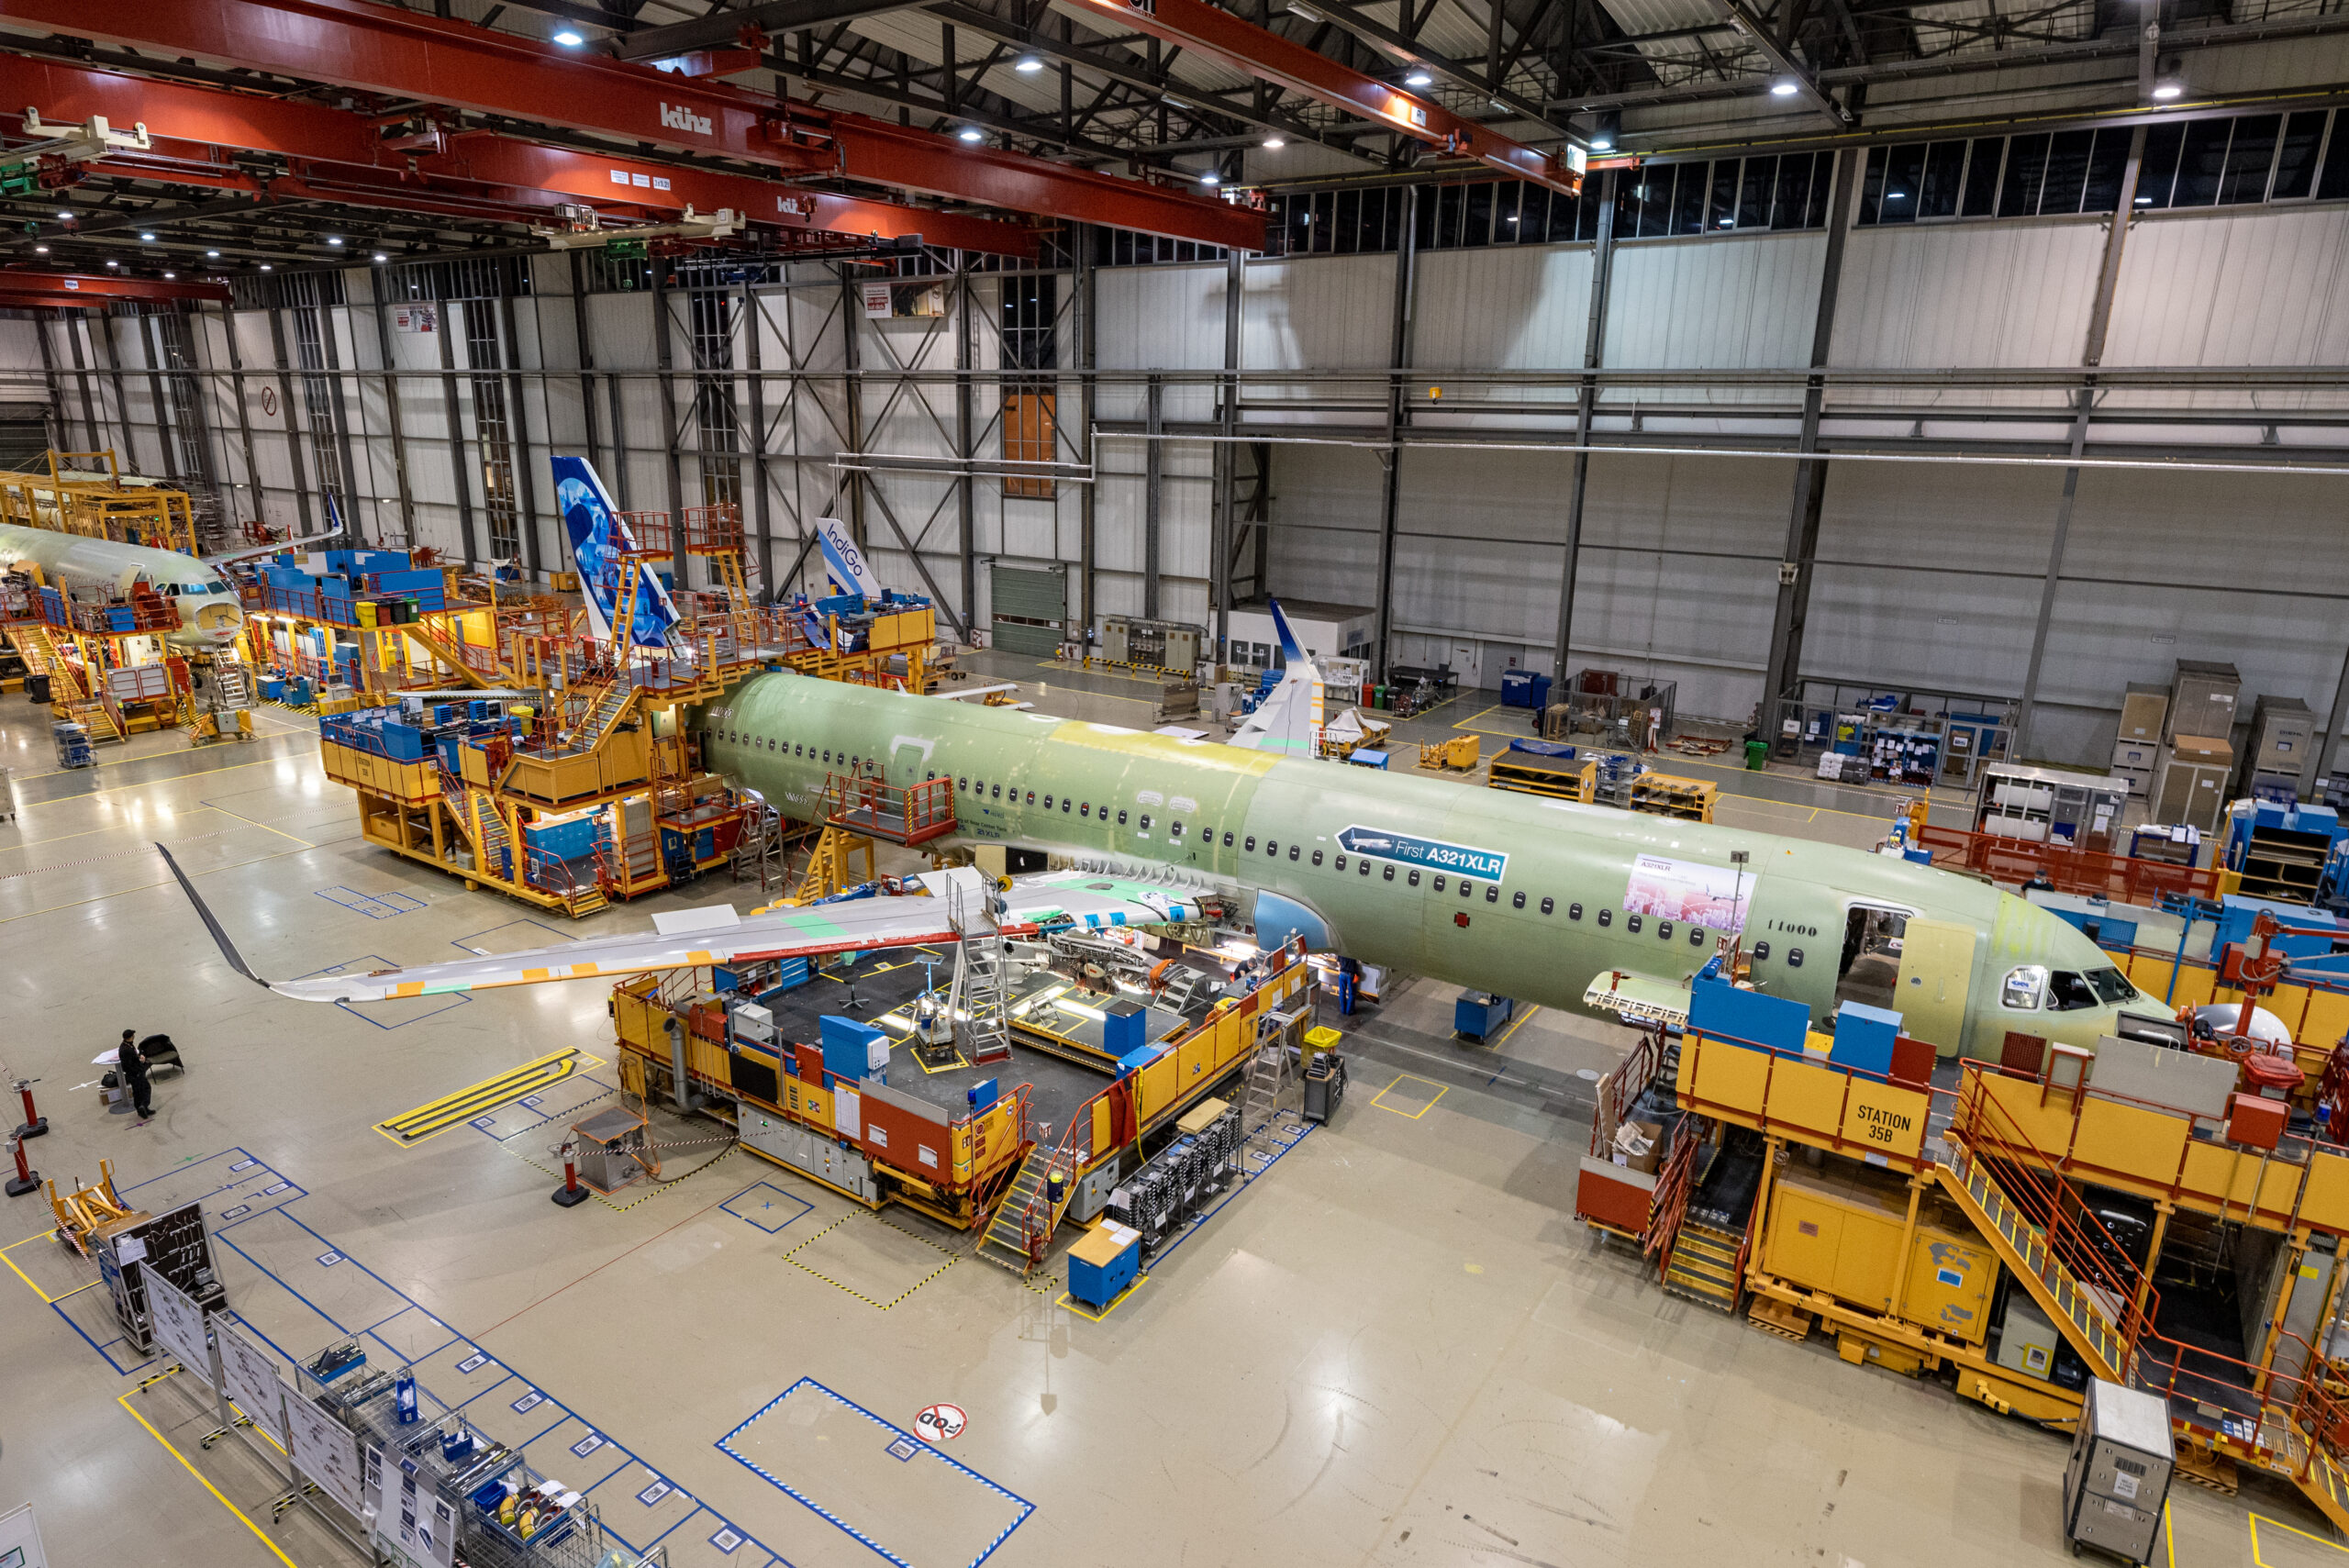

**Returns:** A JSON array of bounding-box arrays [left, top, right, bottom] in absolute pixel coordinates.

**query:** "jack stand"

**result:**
[[5, 1132, 36, 1197], [13, 1078, 46, 1140], [551, 1143, 589, 1207]]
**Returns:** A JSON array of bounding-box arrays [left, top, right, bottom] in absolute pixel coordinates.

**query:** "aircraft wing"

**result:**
[[157, 844, 1197, 1005], [1581, 970, 1693, 1029]]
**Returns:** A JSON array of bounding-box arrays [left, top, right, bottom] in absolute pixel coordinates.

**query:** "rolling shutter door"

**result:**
[[0, 404, 50, 467], [989, 563, 1065, 655]]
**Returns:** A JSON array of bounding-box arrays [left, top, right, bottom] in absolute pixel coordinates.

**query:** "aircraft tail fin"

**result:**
[[1228, 597, 1325, 757], [816, 517, 884, 600], [156, 842, 272, 991], [551, 454, 680, 650]]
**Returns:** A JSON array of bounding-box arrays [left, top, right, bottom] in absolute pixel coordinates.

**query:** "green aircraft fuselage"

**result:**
[[697, 673, 2159, 1059]]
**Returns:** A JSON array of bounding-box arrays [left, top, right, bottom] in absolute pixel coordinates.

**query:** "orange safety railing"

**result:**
[[1642, 1121, 1703, 1265], [1916, 822, 2221, 902], [614, 509, 673, 557], [1587, 1025, 1664, 1159], [678, 502, 743, 555], [822, 771, 957, 847]]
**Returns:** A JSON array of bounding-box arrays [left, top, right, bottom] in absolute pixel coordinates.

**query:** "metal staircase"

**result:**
[[1662, 1218, 1745, 1312], [974, 1143, 1070, 1275], [564, 679, 636, 754], [1934, 1140, 2136, 1387]]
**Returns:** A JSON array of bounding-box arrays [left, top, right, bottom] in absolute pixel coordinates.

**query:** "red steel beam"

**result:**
[[0, 57, 1041, 257], [0, 0, 1266, 249], [0, 272, 231, 305], [1060, 0, 1581, 195]]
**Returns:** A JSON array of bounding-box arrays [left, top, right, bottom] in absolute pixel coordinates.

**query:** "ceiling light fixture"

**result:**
[[552, 28, 585, 45], [374, 251, 389, 261], [958, 127, 984, 142], [260, 263, 273, 271], [1014, 53, 1044, 72], [139, 231, 156, 241], [31, 244, 45, 254], [328, 236, 344, 246], [163, 271, 175, 279], [1200, 171, 1220, 185], [1405, 69, 1433, 87], [54, 210, 69, 219], [2151, 79, 2184, 101], [105, 260, 117, 268], [206, 250, 220, 258], [1263, 135, 1286, 150], [1589, 109, 1620, 152], [1770, 78, 1799, 96]]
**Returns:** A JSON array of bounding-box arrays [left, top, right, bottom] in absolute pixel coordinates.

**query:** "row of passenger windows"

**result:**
[[740, 743, 1724, 944]]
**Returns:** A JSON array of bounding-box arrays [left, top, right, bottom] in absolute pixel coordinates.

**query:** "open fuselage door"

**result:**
[[1895, 917, 1979, 1056]]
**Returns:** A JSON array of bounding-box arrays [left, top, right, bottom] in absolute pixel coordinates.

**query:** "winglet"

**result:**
[[155, 842, 272, 990], [1267, 597, 1304, 664]]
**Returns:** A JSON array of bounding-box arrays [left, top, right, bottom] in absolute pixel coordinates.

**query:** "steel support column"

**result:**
[[1212, 247, 1244, 658], [652, 264, 686, 590], [30, 311, 65, 453], [317, 295, 363, 536], [743, 279, 774, 595], [1759, 148, 1860, 719], [1373, 185, 1419, 677], [61, 313, 100, 450], [365, 271, 416, 546], [1553, 168, 1616, 679], [1143, 374, 1163, 621], [134, 317, 180, 482], [95, 310, 140, 473], [498, 285, 544, 575], [265, 304, 316, 538], [1078, 224, 1097, 647], [2015, 127, 2148, 761], [217, 303, 262, 535], [434, 296, 477, 563], [840, 266, 867, 551], [568, 254, 602, 474], [956, 263, 977, 629]]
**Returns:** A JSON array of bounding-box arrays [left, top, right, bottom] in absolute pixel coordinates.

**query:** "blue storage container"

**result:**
[[819, 1016, 887, 1082], [1499, 670, 1535, 707], [1066, 1224, 1141, 1310], [1453, 992, 1516, 1040], [1530, 673, 1553, 710]]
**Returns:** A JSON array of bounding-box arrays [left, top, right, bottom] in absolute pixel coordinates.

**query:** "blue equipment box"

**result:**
[[1066, 1224, 1141, 1311]]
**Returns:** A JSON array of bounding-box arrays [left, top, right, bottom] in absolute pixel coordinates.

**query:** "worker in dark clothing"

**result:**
[[116, 1029, 152, 1123]]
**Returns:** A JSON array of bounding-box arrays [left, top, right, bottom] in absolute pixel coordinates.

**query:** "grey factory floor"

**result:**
[[0, 663, 2320, 1568]]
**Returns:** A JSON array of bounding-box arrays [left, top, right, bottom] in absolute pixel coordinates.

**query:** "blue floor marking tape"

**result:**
[[296, 956, 471, 1030], [317, 886, 427, 919], [23, 1146, 795, 1565], [718, 1377, 1035, 1568], [1143, 1119, 1317, 1273], [720, 1184, 815, 1235], [450, 918, 568, 955]]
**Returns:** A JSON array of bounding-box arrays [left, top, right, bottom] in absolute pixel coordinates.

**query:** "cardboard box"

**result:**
[[2168, 733, 2233, 765], [2119, 684, 2168, 743]]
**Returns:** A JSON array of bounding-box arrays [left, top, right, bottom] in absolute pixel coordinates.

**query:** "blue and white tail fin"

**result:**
[[551, 454, 680, 651], [816, 517, 883, 600], [1228, 599, 1324, 757]]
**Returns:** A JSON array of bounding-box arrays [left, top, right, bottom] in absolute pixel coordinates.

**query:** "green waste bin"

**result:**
[[1744, 740, 1770, 771]]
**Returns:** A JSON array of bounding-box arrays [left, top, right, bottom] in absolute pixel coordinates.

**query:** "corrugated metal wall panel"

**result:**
[[2104, 206, 2349, 373], [1245, 254, 1395, 372], [1832, 219, 2103, 405], [1414, 246, 1591, 370], [1605, 234, 1823, 377]]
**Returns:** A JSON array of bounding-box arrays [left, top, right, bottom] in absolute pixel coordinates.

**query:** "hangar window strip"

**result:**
[[1857, 109, 2349, 225]]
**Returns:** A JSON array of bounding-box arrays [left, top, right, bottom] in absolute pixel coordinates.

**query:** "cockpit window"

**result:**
[[2001, 965, 2046, 1010], [2085, 967, 2135, 1006], [2046, 971, 2100, 1012]]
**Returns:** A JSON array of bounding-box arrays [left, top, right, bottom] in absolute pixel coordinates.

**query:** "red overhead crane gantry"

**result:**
[[1060, 0, 1583, 196], [0, 0, 1267, 251], [0, 271, 230, 307], [0, 57, 1041, 258]]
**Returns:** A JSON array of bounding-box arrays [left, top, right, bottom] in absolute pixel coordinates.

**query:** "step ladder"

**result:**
[[1661, 1218, 1744, 1312], [1238, 1018, 1289, 1140], [1935, 1142, 2134, 1386], [946, 879, 1012, 1066]]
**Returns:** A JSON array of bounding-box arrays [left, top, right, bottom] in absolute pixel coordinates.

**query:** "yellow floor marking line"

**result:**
[[8, 740, 317, 789], [118, 1386, 304, 1568], [1487, 1005, 1540, 1051], [1369, 1072, 1450, 1120], [0, 1230, 68, 1302], [2252, 1511, 2349, 1563], [781, 1210, 955, 1309], [1058, 1274, 1149, 1322], [373, 1048, 598, 1146]]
